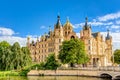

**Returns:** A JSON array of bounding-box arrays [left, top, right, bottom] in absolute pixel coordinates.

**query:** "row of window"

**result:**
[[48, 43, 54, 47], [33, 48, 54, 54], [32, 55, 47, 62], [48, 48, 54, 52]]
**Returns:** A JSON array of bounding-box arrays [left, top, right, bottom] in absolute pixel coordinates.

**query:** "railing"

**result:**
[[58, 66, 120, 71]]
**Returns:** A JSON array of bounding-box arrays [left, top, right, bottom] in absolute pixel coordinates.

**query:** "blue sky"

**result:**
[[0, 0, 120, 49]]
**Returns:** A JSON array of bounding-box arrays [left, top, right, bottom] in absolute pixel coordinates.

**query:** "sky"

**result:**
[[0, 0, 120, 50]]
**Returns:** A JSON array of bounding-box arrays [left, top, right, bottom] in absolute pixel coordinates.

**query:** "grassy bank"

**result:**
[[0, 71, 19, 77]]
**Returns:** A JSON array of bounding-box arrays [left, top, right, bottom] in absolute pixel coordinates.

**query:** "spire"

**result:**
[[48, 26, 52, 35], [83, 17, 89, 30], [55, 14, 62, 29], [66, 16, 69, 22], [85, 17, 88, 26], [37, 36, 39, 42], [106, 29, 110, 40], [49, 26, 51, 31]]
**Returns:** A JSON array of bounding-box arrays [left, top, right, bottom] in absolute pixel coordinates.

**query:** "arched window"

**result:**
[[71, 36, 75, 39], [65, 32, 67, 35]]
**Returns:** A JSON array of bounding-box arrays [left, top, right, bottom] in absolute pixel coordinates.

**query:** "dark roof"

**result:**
[[106, 33, 111, 40], [83, 17, 91, 30], [106, 29, 111, 40], [55, 15, 62, 29], [92, 32, 99, 38]]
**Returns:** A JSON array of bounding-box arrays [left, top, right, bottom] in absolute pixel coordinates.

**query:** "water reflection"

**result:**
[[0, 76, 110, 80]]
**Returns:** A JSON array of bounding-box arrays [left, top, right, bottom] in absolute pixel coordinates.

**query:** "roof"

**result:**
[[55, 15, 62, 29], [92, 32, 99, 38], [83, 17, 91, 30], [64, 18, 73, 30]]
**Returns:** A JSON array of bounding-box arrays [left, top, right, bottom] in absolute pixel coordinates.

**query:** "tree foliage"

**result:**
[[30, 53, 60, 70], [58, 39, 89, 67], [0, 41, 32, 71], [44, 53, 61, 70], [114, 49, 120, 64]]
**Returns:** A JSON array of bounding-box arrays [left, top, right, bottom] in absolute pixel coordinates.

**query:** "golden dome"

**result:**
[[64, 17, 73, 30]]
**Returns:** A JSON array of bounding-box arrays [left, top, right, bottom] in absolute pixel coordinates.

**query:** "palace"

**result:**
[[27, 15, 112, 67]]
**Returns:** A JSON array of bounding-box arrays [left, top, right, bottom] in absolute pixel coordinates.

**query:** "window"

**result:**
[[68, 31, 70, 34], [65, 32, 67, 35], [88, 40, 90, 44], [45, 44, 46, 47], [59, 39, 61, 43], [45, 49, 46, 52], [88, 46, 90, 50]]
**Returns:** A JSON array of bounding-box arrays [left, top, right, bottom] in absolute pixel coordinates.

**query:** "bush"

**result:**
[[30, 62, 45, 70], [19, 68, 30, 76]]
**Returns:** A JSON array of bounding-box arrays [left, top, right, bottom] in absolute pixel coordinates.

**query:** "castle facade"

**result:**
[[27, 16, 112, 67]]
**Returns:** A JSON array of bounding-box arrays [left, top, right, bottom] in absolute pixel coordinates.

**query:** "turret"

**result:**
[[63, 17, 73, 36], [105, 29, 112, 45], [48, 26, 52, 37], [83, 17, 89, 30], [54, 15, 63, 38], [105, 29, 112, 65], [55, 15, 62, 29], [106, 29, 111, 40], [81, 17, 91, 38], [27, 36, 30, 47]]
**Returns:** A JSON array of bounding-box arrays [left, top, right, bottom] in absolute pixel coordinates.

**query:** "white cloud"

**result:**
[[73, 21, 113, 28], [111, 25, 120, 29], [40, 25, 46, 29], [0, 27, 38, 47], [73, 23, 84, 28], [0, 36, 27, 46], [88, 21, 113, 26], [76, 33, 80, 38], [0, 27, 15, 36], [0, 36, 37, 47], [98, 12, 120, 21], [116, 20, 120, 24]]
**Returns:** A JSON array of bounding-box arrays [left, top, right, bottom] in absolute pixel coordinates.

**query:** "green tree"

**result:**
[[21, 47, 32, 67], [0, 41, 12, 70], [11, 42, 23, 70], [44, 53, 61, 70], [58, 39, 89, 67], [0, 41, 32, 71], [114, 49, 120, 64]]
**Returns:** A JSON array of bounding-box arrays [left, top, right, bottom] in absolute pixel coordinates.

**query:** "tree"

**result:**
[[21, 47, 32, 67], [44, 53, 61, 70], [11, 42, 23, 69], [58, 39, 89, 67], [114, 49, 120, 64], [0, 41, 12, 70], [0, 41, 32, 71]]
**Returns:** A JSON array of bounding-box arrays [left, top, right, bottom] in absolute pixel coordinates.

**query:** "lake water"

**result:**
[[0, 76, 111, 80]]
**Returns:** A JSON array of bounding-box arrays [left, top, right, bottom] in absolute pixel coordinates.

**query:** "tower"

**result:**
[[63, 17, 77, 40], [54, 15, 63, 57], [105, 29, 112, 65], [80, 17, 92, 53], [81, 17, 91, 38], [27, 36, 30, 47]]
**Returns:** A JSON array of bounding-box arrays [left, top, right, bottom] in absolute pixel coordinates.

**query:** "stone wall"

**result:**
[[27, 70, 99, 77]]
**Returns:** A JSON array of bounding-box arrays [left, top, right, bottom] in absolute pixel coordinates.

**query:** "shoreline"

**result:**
[[27, 70, 100, 77]]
